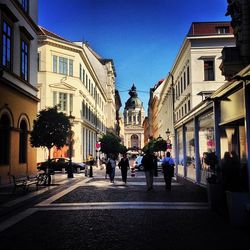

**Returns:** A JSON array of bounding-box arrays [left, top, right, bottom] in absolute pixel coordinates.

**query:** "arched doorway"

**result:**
[[131, 134, 139, 148]]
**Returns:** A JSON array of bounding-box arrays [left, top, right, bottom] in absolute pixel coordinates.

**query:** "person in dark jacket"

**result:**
[[118, 154, 130, 183], [162, 152, 175, 191], [142, 150, 155, 191]]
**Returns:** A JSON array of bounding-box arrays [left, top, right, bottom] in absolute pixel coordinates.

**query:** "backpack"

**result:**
[[162, 159, 174, 177]]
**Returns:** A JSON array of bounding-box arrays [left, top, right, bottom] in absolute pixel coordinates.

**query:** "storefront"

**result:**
[[211, 65, 250, 191], [175, 101, 215, 184]]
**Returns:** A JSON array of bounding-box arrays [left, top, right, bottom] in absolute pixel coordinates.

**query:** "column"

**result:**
[[244, 83, 250, 192], [213, 100, 221, 160], [194, 116, 201, 184], [182, 125, 187, 178]]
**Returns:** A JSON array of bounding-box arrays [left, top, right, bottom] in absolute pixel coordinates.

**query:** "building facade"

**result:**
[[157, 22, 235, 183], [123, 85, 145, 152], [211, 0, 250, 191], [0, 0, 39, 184], [37, 27, 118, 163]]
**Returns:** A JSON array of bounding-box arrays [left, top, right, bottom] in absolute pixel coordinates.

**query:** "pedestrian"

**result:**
[[108, 154, 116, 183], [118, 154, 130, 183], [87, 154, 94, 177], [161, 152, 175, 191], [153, 153, 158, 177], [221, 151, 239, 191], [141, 150, 155, 191]]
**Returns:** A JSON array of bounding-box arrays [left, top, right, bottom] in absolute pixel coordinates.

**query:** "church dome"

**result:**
[[125, 84, 143, 110]]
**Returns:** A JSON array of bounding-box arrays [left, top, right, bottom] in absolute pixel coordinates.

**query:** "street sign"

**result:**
[[96, 142, 101, 150]]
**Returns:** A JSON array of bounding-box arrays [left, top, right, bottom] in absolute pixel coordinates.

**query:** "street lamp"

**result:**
[[68, 111, 75, 178]]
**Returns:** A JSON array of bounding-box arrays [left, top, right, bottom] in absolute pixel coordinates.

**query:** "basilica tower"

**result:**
[[123, 84, 145, 151]]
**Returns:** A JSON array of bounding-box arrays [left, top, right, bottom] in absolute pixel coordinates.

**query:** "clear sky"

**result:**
[[38, 0, 230, 112]]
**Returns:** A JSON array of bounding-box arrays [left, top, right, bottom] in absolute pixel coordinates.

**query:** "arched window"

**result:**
[[19, 120, 28, 163], [0, 114, 10, 165]]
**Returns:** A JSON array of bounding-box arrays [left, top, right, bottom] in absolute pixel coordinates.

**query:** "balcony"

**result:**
[[220, 47, 244, 80]]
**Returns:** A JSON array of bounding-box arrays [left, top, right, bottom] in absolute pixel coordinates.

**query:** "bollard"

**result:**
[[85, 165, 88, 176], [77, 167, 80, 174], [62, 168, 66, 174]]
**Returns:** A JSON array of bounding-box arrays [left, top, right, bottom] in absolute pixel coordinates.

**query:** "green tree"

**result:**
[[142, 138, 167, 153], [30, 106, 71, 162], [100, 133, 127, 156]]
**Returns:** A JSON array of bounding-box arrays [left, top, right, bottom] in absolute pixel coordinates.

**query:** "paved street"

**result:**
[[0, 168, 249, 250]]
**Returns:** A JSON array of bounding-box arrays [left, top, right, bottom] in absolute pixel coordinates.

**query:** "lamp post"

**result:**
[[166, 128, 171, 152], [68, 111, 75, 178]]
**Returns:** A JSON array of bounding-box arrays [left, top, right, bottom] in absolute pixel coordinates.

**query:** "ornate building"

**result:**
[[123, 85, 145, 151]]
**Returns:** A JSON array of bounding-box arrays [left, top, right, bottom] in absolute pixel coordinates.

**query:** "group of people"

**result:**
[[142, 150, 175, 191], [103, 151, 175, 191]]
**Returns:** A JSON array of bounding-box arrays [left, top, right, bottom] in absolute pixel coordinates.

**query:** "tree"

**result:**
[[100, 133, 127, 156], [30, 106, 71, 161]]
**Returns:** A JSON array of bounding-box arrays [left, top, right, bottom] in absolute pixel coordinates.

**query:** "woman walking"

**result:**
[[118, 154, 130, 183]]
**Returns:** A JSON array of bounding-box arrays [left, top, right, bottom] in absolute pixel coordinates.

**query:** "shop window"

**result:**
[[0, 114, 10, 165], [19, 119, 28, 163]]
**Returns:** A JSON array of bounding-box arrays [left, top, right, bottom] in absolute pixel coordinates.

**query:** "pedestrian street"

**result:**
[[0, 169, 249, 250]]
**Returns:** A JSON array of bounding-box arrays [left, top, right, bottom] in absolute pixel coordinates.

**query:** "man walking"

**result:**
[[142, 150, 155, 191]]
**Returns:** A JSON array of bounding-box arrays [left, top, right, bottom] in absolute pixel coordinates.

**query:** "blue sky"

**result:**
[[38, 0, 230, 111]]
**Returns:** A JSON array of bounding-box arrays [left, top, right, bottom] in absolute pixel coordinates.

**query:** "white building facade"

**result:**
[[157, 22, 236, 183], [37, 27, 116, 163]]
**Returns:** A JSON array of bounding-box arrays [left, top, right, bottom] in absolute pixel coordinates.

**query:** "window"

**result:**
[[21, 40, 29, 81], [59, 93, 67, 111], [59, 57, 68, 75], [19, 120, 28, 163], [187, 66, 190, 85], [69, 59, 73, 76], [53, 55, 57, 73], [216, 26, 229, 34], [181, 77, 183, 93], [204, 60, 215, 81], [183, 72, 186, 90], [37, 53, 40, 71], [79, 64, 82, 80], [2, 20, 12, 69], [188, 100, 191, 111], [0, 114, 10, 165], [21, 0, 29, 13], [82, 68, 85, 84]]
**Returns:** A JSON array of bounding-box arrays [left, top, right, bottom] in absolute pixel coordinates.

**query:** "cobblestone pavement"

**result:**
[[0, 168, 249, 250]]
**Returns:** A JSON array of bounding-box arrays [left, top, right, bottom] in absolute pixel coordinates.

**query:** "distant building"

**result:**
[[0, 0, 40, 184], [123, 85, 145, 152]]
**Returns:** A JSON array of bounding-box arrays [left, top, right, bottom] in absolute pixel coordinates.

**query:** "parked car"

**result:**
[[134, 156, 144, 171], [37, 158, 85, 173]]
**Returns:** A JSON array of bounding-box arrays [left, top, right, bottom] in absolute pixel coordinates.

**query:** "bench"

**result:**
[[11, 174, 39, 193]]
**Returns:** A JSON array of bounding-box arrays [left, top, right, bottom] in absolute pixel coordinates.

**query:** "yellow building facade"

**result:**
[[0, 0, 39, 184]]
